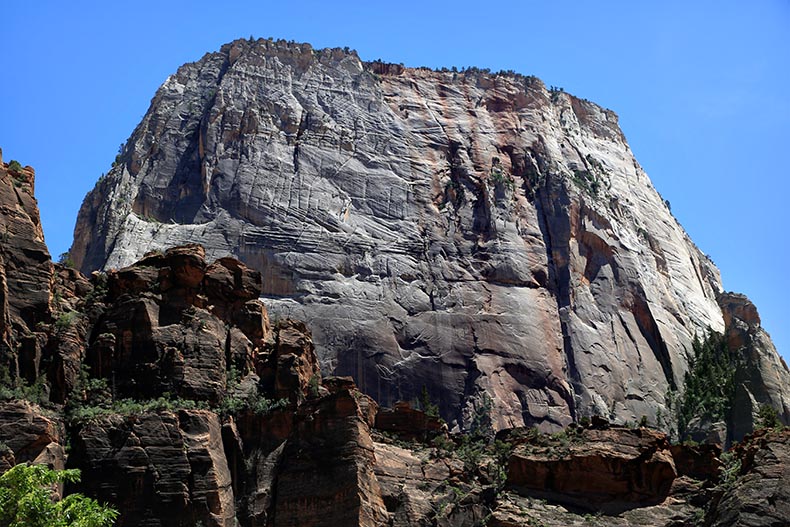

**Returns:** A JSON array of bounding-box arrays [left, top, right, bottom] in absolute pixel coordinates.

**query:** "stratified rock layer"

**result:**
[[506, 428, 677, 512], [0, 231, 787, 526], [70, 39, 790, 431]]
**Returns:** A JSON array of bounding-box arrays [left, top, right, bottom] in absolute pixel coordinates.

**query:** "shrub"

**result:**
[[755, 403, 782, 431], [58, 252, 75, 268], [418, 386, 439, 418], [0, 463, 119, 526], [571, 169, 601, 196], [7, 160, 23, 173], [719, 450, 742, 489], [54, 311, 79, 332], [307, 375, 320, 398], [218, 390, 287, 417], [0, 376, 49, 406]]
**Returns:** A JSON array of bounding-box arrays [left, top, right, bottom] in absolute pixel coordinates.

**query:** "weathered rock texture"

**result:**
[[0, 400, 65, 469], [506, 427, 677, 512], [71, 410, 235, 527], [69, 39, 790, 433], [705, 428, 790, 527], [0, 149, 54, 387], [718, 293, 790, 438]]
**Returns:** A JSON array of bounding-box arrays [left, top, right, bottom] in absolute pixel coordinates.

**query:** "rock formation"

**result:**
[[507, 427, 678, 512], [0, 190, 788, 525], [705, 428, 790, 527], [0, 148, 54, 388], [68, 38, 790, 434]]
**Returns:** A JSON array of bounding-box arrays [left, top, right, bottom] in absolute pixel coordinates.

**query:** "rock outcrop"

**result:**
[[506, 427, 677, 512], [705, 428, 790, 527], [718, 293, 790, 439], [0, 400, 65, 470], [69, 38, 790, 433], [0, 149, 54, 388], [71, 410, 235, 527], [0, 240, 394, 526]]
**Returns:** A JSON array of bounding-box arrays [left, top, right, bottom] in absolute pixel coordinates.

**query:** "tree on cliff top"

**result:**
[[0, 463, 118, 527]]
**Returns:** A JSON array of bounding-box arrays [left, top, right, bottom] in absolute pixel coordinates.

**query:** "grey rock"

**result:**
[[70, 38, 790, 432], [706, 429, 790, 527]]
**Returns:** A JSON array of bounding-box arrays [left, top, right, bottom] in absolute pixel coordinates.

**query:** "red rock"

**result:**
[[0, 401, 63, 465], [506, 427, 677, 511], [271, 389, 388, 527], [705, 428, 790, 527], [670, 442, 721, 481], [375, 401, 447, 441], [270, 319, 322, 404], [72, 410, 236, 527]]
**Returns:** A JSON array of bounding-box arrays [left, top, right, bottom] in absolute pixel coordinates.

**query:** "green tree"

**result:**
[[418, 385, 439, 418], [671, 330, 739, 441], [0, 463, 118, 527]]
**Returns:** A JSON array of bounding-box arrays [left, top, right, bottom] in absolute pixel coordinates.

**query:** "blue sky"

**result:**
[[2, 1, 788, 364]]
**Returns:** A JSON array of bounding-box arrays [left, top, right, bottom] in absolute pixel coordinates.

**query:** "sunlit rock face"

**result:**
[[70, 38, 788, 432]]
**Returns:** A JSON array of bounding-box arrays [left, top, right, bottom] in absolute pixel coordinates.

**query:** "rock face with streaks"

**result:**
[[0, 149, 55, 388], [718, 293, 790, 439], [69, 39, 789, 434], [71, 410, 236, 527]]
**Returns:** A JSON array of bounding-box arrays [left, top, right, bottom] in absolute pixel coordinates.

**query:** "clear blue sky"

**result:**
[[2, 1, 788, 364]]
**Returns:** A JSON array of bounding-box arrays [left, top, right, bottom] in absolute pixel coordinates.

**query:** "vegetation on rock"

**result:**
[[668, 330, 739, 441]]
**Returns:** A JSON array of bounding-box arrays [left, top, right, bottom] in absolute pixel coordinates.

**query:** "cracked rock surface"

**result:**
[[70, 39, 790, 432]]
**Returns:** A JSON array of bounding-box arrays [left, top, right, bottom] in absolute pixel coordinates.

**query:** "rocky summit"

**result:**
[[69, 38, 789, 436]]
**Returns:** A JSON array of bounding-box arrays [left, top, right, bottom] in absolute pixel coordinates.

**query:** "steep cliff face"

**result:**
[[0, 149, 55, 386], [70, 38, 788, 432]]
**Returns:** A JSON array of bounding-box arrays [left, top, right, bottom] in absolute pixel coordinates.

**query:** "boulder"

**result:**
[[0, 400, 63, 466]]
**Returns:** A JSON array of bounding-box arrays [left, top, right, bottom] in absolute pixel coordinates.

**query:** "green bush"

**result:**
[[54, 311, 79, 332], [7, 160, 23, 173], [58, 252, 75, 268], [0, 463, 118, 526], [719, 450, 742, 489], [68, 395, 212, 425], [0, 376, 49, 406], [755, 403, 782, 431], [218, 393, 286, 417], [417, 386, 439, 418], [571, 169, 601, 196]]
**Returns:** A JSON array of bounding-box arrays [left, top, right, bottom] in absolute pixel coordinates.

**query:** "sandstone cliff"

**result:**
[[0, 149, 54, 383], [68, 39, 789, 435]]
